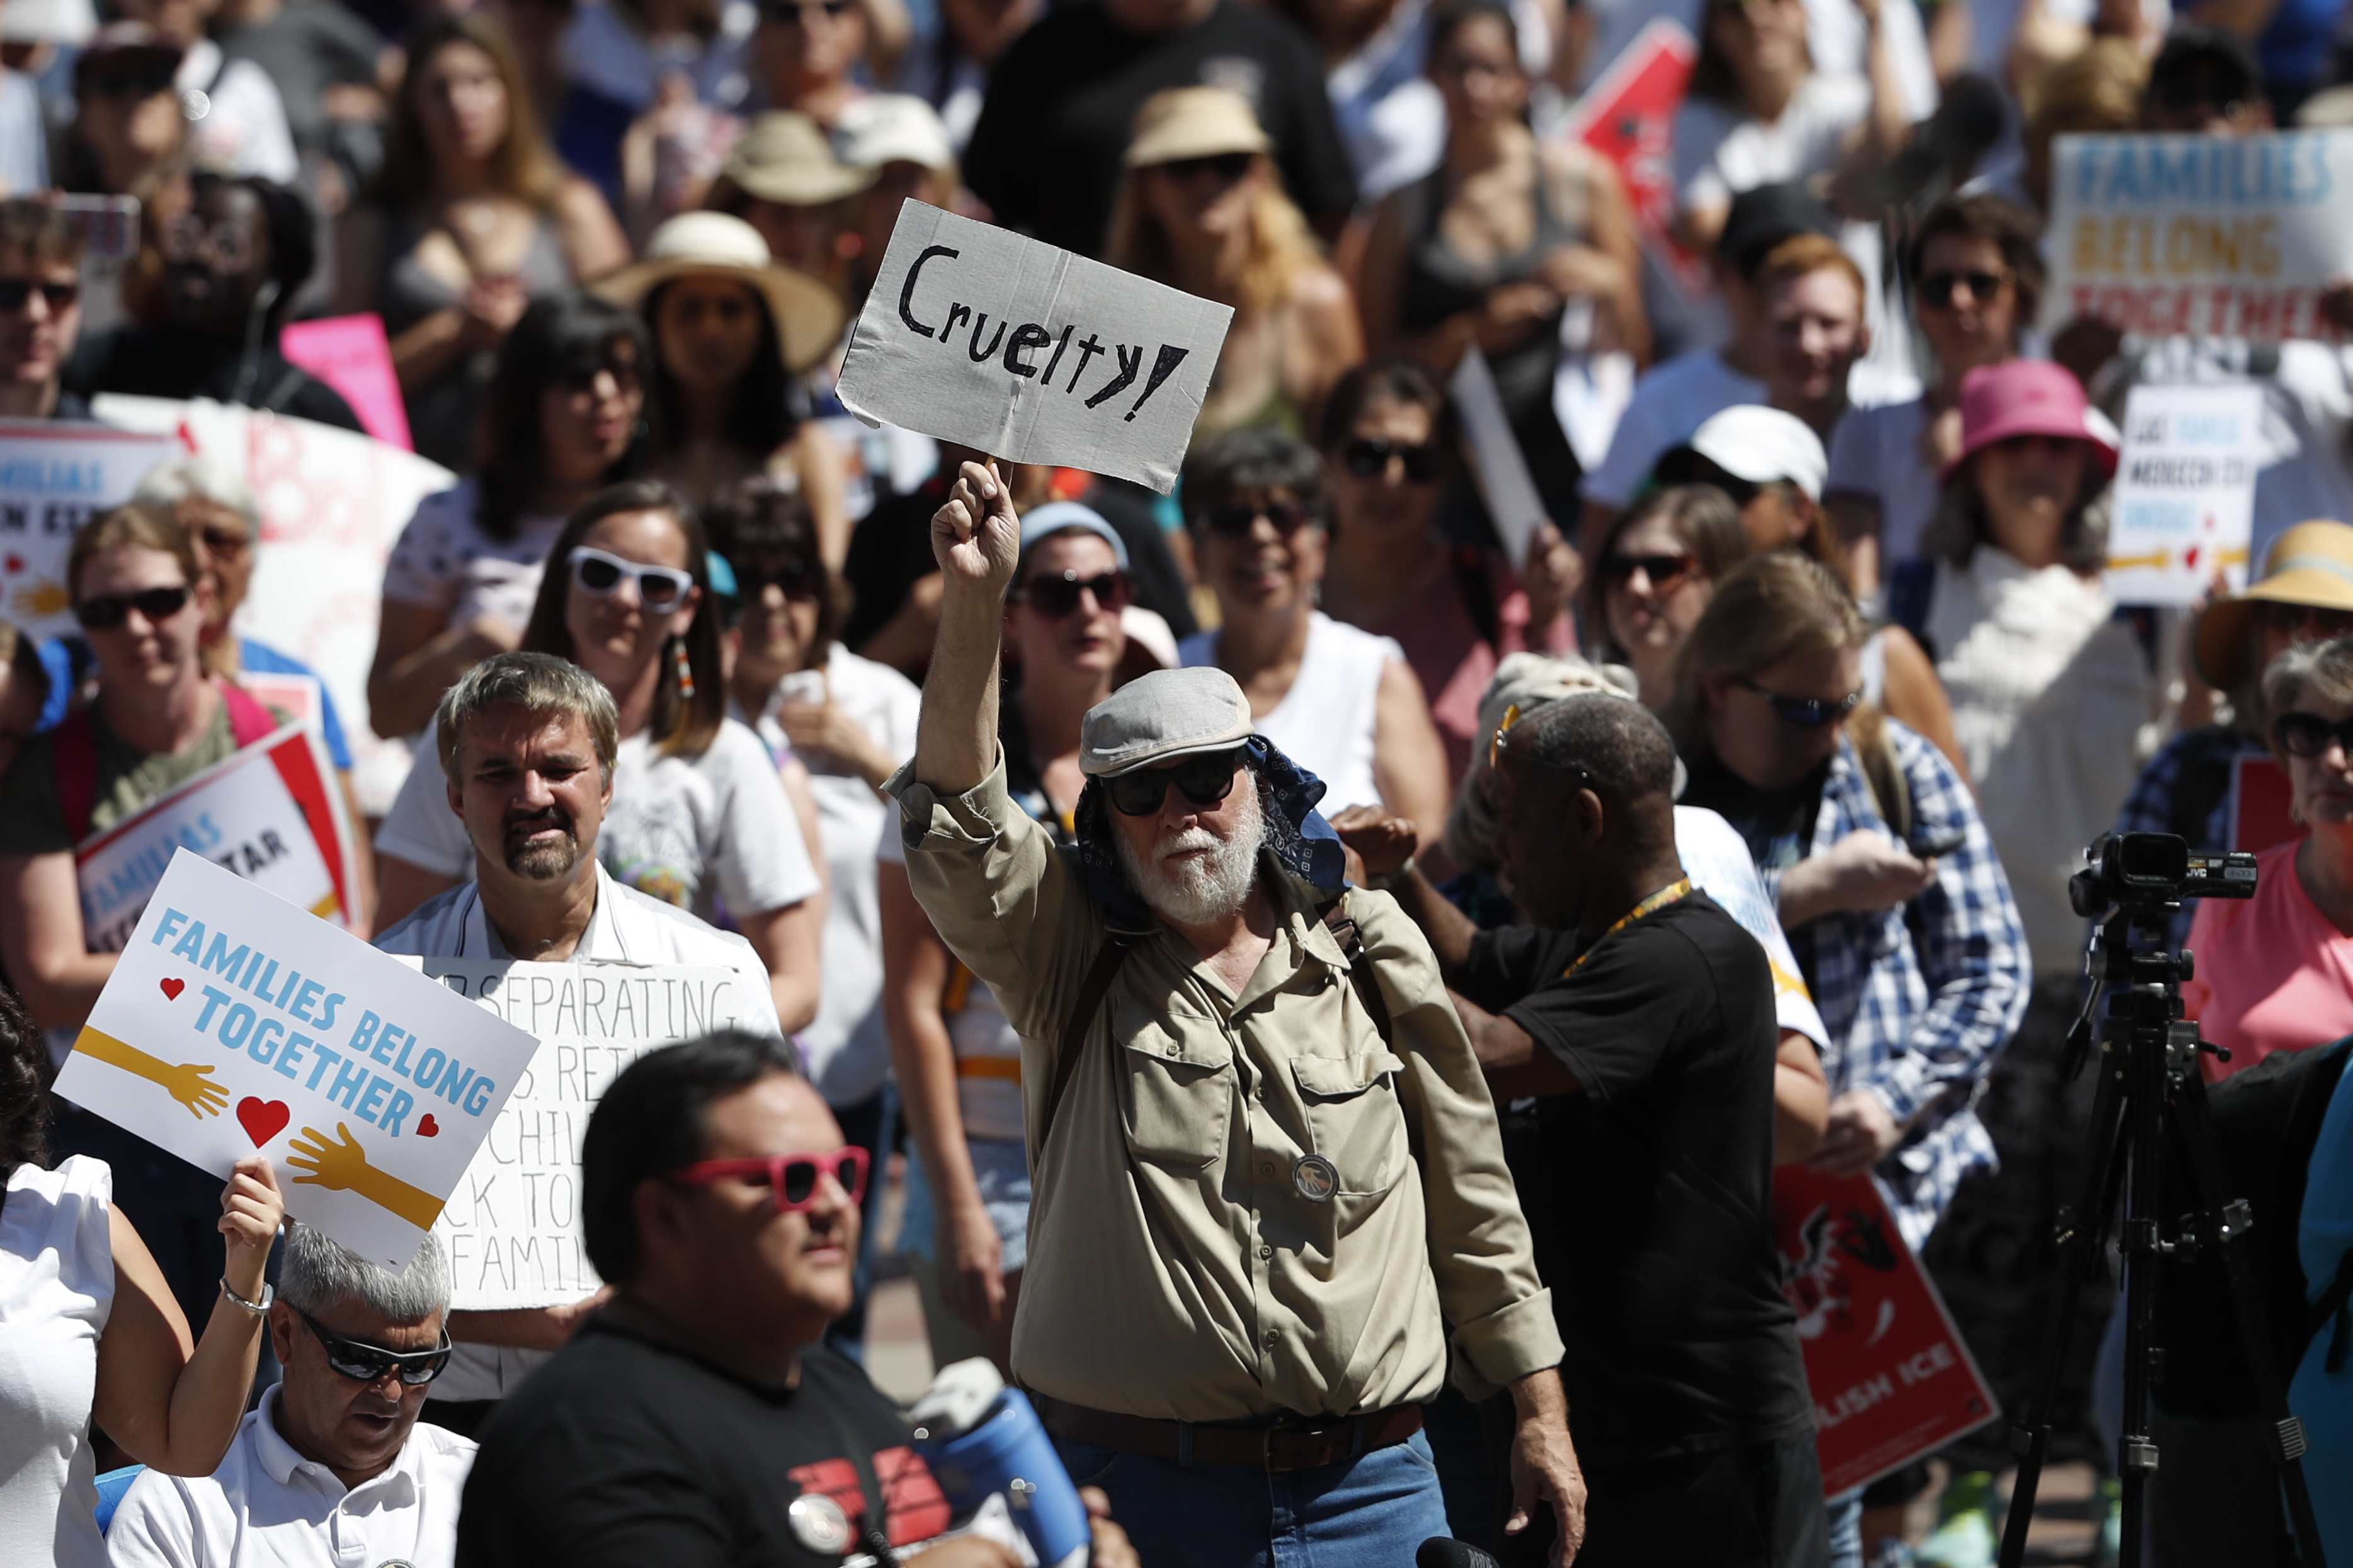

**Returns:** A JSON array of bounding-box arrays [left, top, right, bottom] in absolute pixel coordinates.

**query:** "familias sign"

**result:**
[[837, 202, 1234, 494], [54, 851, 537, 1269]]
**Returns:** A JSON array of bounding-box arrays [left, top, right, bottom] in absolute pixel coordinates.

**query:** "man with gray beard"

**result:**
[[374, 652, 782, 1434], [890, 461, 1586, 1566]]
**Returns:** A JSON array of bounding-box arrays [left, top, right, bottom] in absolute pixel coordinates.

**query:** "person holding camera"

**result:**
[[891, 460, 1583, 1565]]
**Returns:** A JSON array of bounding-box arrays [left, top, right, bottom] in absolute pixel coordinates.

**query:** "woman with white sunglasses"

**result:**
[[372, 480, 824, 1033]]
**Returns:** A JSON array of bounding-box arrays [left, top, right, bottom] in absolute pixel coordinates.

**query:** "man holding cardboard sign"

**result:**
[[373, 651, 783, 1428]]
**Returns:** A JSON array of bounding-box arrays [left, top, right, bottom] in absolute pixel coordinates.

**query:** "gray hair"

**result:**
[[131, 457, 260, 537], [280, 1222, 451, 1320], [2262, 636, 2353, 740], [436, 650, 620, 786]]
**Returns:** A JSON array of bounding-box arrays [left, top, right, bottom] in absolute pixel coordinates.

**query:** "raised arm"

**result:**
[[912, 460, 1022, 795]]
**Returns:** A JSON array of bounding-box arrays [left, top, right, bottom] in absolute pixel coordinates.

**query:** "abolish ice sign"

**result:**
[[838, 202, 1234, 494]]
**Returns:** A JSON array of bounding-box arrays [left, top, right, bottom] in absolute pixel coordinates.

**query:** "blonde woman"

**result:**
[[1107, 87, 1362, 438]]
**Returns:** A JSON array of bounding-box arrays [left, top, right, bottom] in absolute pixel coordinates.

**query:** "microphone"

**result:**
[[1416, 1540, 1503, 1568]]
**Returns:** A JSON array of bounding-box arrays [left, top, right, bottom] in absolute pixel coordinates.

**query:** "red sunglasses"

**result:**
[[666, 1147, 870, 1212]]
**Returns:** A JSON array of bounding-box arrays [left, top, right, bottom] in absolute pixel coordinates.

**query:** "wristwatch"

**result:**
[[219, 1278, 274, 1316]]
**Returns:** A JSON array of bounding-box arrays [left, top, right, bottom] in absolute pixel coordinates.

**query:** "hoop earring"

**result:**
[[673, 637, 697, 701]]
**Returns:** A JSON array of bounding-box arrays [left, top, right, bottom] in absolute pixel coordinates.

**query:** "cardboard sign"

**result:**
[[2044, 130, 2353, 342], [76, 720, 359, 955], [836, 202, 1234, 494], [280, 315, 414, 453], [0, 419, 179, 638], [1449, 346, 1548, 565], [421, 960, 757, 1309], [2230, 752, 2301, 855], [92, 396, 459, 814], [54, 851, 538, 1270], [2104, 385, 2264, 603], [1556, 18, 1706, 298], [1774, 1168, 2001, 1494]]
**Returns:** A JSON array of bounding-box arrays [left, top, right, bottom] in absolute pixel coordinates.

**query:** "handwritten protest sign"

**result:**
[[421, 960, 755, 1309], [0, 419, 178, 638], [837, 202, 1234, 494], [1774, 1169, 2000, 1494], [77, 721, 358, 958], [54, 851, 537, 1269], [2044, 130, 2353, 341], [2104, 384, 2264, 604]]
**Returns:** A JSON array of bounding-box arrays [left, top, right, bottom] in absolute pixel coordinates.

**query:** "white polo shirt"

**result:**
[[374, 862, 786, 1400], [105, 1387, 474, 1568]]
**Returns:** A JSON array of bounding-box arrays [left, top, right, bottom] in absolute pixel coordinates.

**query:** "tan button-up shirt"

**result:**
[[893, 756, 1562, 1423]]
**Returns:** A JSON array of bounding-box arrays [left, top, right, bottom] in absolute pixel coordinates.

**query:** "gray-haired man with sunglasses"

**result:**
[[892, 460, 1583, 1565], [108, 1224, 476, 1568]]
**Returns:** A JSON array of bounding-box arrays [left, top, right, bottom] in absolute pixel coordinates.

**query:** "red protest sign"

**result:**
[[1554, 18, 1706, 297], [1774, 1168, 2000, 1494], [2229, 752, 2301, 856]]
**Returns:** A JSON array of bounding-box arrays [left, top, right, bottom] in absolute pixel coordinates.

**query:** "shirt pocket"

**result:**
[[1290, 1049, 1410, 1196], [1113, 999, 1234, 1171]]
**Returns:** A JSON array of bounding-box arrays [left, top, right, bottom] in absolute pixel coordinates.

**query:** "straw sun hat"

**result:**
[[2193, 520, 2353, 689], [594, 212, 846, 375]]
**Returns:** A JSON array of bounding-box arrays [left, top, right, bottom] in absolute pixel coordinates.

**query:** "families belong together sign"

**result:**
[[55, 851, 538, 1270], [837, 202, 1234, 493]]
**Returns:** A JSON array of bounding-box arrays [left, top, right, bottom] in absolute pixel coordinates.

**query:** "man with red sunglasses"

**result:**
[[457, 1029, 1139, 1568], [888, 460, 1583, 1566]]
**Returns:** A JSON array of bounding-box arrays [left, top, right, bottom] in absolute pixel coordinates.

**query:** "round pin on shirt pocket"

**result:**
[[1112, 999, 1235, 1170], [1290, 1050, 1409, 1196]]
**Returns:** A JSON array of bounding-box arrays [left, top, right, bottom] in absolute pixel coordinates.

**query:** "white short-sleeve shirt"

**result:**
[[105, 1387, 477, 1568], [0, 1156, 113, 1568], [380, 482, 570, 644], [1581, 350, 1767, 511], [1178, 611, 1403, 819], [1825, 396, 1940, 565]]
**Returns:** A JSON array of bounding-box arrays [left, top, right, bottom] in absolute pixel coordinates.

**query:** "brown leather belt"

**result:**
[[1034, 1394, 1423, 1472]]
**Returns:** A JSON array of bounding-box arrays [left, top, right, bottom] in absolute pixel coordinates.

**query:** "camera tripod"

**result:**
[[1997, 896, 2327, 1568]]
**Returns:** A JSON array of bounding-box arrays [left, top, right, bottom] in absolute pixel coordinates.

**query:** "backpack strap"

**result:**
[[2313, 1249, 2353, 1376], [1320, 896, 1393, 1047], [53, 708, 97, 848], [1039, 933, 1138, 1156]]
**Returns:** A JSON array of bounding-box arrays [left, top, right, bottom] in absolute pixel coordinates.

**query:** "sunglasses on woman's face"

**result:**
[[74, 584, 192, 630], [2276, 710, 2353, 761], [1340, 438, 1442, 484], [1599, 552, 1699, 592], [1918, 269, 2009, 309], [1157, 152, 1255, 185], [1015, 568, 1131, 619], [732, 557, 824, 603], [668, 1147, 872, 1212], [1201, 499, 1314, 538], [1104, 749, 1245, 817], [1740, 676, 1862, 729], [570, 546, 696, 611], [301, 1310, 454, 1386]]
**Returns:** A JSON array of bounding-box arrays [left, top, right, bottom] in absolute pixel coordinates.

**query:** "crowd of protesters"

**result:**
[[8, 0, 2353, 1562]]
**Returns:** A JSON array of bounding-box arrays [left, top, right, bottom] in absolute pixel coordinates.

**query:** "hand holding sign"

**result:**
[[220, 1157, 287, 1290], [933, 460, 1022, 593]]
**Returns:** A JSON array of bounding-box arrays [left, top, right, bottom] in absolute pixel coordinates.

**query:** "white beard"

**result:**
[[1115, 782, 1265, 926]]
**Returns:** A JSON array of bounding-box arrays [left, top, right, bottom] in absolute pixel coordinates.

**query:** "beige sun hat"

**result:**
[[723, 111, 875, 206], [2193, 520, 2353, 690], [1122, 86, 1273, 169], [594, 212, 847, 375]]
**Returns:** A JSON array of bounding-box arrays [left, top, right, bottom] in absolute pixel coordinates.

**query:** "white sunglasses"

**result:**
[[569, 546, 697, 611]]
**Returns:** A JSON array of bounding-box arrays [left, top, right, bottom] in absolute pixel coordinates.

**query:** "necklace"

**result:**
[[1561, 877, 1694, 978]]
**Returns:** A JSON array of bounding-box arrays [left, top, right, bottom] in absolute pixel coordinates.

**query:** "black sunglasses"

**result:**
[[0, 278, 80, 312], [765, 0, 855, 21], [732, 557, 824, 603], [1340, 438, 1442, 483], [2275, 710, 2353, 760], [300, 1309, 453, 1386], [74, 584, 191, 629], [1918, 270, 2008, 309], [1015, 568, 1130, 619], [1599, 551, 1699, 591], [1157, 152, 1255, 185], [85, 69, 178, 99], [1739, 676, 1861, 729], [1104, 749, 1245, 817], [1200, 499, 1314, 538]]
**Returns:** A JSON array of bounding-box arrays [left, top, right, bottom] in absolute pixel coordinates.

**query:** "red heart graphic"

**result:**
[[3, 554, 21, 573], [416, 1113, 440, 1137], [236, 1098, 290, 1147], [2185, 544, 2202, 569], [159, 977, 185, 1000]]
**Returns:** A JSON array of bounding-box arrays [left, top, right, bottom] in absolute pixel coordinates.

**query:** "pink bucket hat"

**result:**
[[1941, 360, 2119, 485]]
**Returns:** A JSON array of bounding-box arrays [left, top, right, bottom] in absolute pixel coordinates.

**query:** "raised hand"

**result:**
[[930, 458, 1022, 593], [218, 1157, 285, 1298], [1329, 804, 1419, 878]]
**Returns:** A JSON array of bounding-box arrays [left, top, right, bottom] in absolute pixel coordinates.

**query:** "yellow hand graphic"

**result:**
[[287, 1122, 445, 1230], [72, 1028, 228, 1119]]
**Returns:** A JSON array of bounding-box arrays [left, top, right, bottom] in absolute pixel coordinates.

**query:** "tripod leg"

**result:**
[[2166, 1072, 2330, 1568], [1997, 1038, 2130, 1568]]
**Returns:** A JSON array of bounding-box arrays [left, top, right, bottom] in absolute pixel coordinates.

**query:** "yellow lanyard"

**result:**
[[1561, 878, 1695, 978]]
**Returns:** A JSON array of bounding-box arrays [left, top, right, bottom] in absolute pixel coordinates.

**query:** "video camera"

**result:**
[[2068, 832, 2259, 919]]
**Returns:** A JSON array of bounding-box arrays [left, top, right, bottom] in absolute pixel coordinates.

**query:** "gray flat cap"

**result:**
[[1080, 668, 1254, 777]]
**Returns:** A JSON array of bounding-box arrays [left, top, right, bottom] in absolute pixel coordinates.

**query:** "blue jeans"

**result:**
[[1053, 1428, 1451, 1568]]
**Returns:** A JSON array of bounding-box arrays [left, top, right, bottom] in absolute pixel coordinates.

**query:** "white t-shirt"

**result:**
[[1673, 72, 1873, 219], [179, 41, 300, 185], [745, 645, 922, 1108], [1178, 611, 1404, 818], [1581, 0, 1935, 122], [106, 1388, 476, 1568], [374, 718, 823, 929], [0, 1156, 113, 1568], [0, 69, 47, 196], [1581, 349, 1766, 510], [1826, 396, 1940, 564], [380, 481, 569, 643]]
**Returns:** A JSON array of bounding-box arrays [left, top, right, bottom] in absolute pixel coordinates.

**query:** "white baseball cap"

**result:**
[[835, 94, 956, 174], [1665, 405, 1829, 502]]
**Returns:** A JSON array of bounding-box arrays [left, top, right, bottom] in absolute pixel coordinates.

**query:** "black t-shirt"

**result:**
[[962, 1, 1356, 258], [67, 325, 367, 433], [456, 1319, 953, 1568], [1458, 892, 1813, 1461]]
